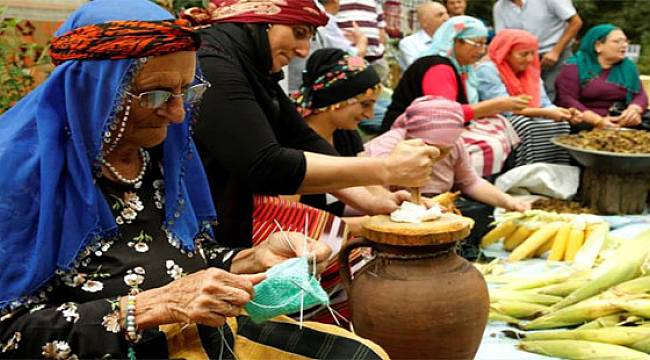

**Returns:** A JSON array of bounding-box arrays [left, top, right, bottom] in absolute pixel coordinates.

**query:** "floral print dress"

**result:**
[[0, 159, 238, 359]]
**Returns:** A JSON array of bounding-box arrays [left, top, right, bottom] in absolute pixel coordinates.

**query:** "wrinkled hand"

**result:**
[[500, 95, 531, 112], [385, 139, 439, 187], [504, 196, 531, 212], [599, 116, 621, 129], [255, 231, 332, 274], [540, 50, 560, 69], [567, 108, 583, 125], [159, 268, 266, 327], [618, 105, 643, 127]]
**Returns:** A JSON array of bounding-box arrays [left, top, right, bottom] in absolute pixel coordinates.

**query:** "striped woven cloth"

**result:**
[[461, 115, 520, 177], [507, 115, 571, 167], [251, 195, 368, 324]]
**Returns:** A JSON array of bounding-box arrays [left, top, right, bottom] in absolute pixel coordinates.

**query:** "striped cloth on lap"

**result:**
[[508, 115, 571, 167], [461, 115, 520, 177], [337, 0, 385, 58]]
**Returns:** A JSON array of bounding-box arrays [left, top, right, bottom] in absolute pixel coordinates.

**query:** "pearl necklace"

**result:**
[[101, 149, 150, 186]]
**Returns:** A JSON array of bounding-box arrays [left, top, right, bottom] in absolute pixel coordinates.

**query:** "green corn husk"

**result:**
[[488, 310, 520, 325], [490, 289, 562, 306], [535, 279, 590, 297], [611, 297, 650, 318], [549, 229, 650, 312], [504, 271, 573, 291], [610, 276, 650, 295], [524, 298, 619, 330], [519, 340, 650, 360], [521, 326, 650, 353], [576, 314, 625, 330], [490, 301, 547, 319]]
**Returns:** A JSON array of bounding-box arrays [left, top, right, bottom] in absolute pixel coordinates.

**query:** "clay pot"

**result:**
[[340, 215, 489, 359]]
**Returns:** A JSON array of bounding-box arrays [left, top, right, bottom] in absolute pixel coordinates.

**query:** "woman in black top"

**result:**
[[292, 48, 411, 220], [189, 0, 438, 247]]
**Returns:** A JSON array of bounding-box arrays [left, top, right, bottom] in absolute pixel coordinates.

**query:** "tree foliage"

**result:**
[[465, 0, 650, 74]]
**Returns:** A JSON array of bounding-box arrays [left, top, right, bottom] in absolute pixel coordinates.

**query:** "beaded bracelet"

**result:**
[[124, 295, 141, 343]]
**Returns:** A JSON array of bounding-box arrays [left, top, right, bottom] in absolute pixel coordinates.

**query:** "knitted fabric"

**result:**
[[245, 257, 330, 323]]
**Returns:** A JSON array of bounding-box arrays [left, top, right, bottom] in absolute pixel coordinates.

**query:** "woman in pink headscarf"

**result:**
[[477, 29, 581, 168], [364, 96, 529, 259]]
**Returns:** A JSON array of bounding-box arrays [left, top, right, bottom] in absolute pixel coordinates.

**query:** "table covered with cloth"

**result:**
[[474, 217, 650, 360]]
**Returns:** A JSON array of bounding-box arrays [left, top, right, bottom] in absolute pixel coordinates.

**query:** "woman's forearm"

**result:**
[[470, 98, 503, 119], [515, 108, 549, 119], [464, 180, 510, 209], [297, 152, 389, 194]]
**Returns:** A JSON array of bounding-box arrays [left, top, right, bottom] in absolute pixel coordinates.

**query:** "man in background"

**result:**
[[337, 0, 389, 82], [287, 0, 367, 92], [494, 0, 582, 101], [445, 0, 466, 17], [398, 2, 449, 70]]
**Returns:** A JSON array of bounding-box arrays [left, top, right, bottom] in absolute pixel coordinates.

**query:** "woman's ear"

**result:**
[[594, 41, 603, 55]]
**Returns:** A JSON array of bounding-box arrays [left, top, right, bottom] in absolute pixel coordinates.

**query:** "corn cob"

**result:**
[[564, 219, 586, 261], [509, 222, 561, 261], [519, 339, 650, 359], [534, 236, 554, 257], [488, 310, 520, 325], [550, 230, 650, 311], [610, 297, 650, 318], [480, 220, 517, 248], [490, 301, 547, 319], [489, 288, 562, 305], [573, 222, 609, 271], [535, 279, 590, 297], [548, 222, 571, 261], [610, 276, 650, 295], [503, 222, 535, 251], [524, 298, 620, 330], [576, 314, 625, 330], [521, 326, 650, 353], [504, 270, 573, 290]]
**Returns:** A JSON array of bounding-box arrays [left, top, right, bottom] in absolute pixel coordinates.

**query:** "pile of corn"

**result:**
[[481, 210, 609, 268], [483, 228, 650, 359]]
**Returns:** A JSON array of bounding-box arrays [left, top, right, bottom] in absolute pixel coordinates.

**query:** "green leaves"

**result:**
[[0, 7, 52, 114]]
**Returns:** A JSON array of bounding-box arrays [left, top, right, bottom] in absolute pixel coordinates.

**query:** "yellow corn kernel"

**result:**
[[509, 223, 561, 261], [548, 222, 571, 261], [504, 224, 535, 251], [564, 220, 586, 261], [480, 220, 517, 248], [534, 236, 554, 257]]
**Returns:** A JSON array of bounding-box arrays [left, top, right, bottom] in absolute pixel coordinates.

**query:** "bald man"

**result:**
[[398, 1, 449, 70]]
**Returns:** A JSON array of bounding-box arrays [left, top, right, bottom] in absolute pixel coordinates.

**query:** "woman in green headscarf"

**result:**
[[556, 24, 648, 129]]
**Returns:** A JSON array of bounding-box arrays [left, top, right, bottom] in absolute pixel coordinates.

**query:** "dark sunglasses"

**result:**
[[126, 76, 211, 109]]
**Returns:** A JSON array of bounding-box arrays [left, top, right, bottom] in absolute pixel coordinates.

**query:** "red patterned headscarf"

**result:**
[[181, 0, 328, 27], [49, 19, 200, 65], [487, 29, 541, 107]]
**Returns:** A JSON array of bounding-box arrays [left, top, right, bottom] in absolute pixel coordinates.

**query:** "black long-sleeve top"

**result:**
[[194, 23, 337, 247]]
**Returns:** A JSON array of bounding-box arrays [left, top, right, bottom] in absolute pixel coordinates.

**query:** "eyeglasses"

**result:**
[[462, 38, 487, 49], [126, 76, 211, 109]]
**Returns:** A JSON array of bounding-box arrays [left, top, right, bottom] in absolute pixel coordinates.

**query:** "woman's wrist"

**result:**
[[118, 288, 174, 331]]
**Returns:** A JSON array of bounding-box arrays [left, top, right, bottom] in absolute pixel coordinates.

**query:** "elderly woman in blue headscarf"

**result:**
[[0, 0, 389, 358], [556, 24, 648, 130], [381, 16, 531, 177]]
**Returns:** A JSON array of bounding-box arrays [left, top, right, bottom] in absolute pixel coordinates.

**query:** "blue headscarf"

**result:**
[[421, 16, 488, 104], [0, 0, 216, 312]]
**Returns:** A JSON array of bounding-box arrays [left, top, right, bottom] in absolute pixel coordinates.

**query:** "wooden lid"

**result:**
[[361, 214, 474, 246]]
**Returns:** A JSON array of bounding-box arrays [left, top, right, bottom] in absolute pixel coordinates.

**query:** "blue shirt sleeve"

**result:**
[[476, 61, 509, 98]]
